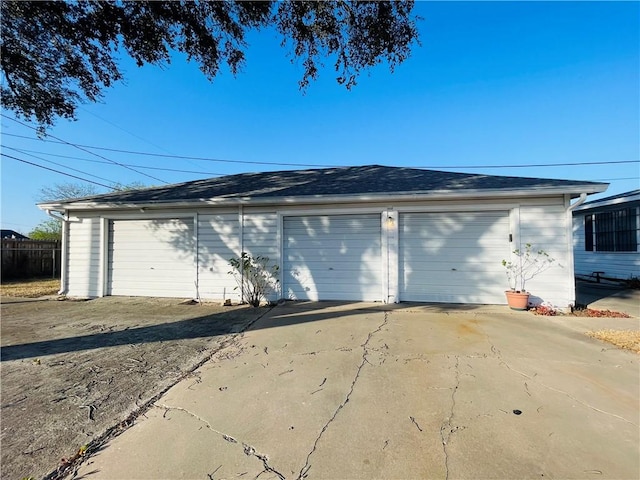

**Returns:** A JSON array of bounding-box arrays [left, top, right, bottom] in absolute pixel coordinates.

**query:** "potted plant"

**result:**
[[501, 243, 558, 310]]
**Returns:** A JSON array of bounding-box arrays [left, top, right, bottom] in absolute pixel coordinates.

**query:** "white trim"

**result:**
[[282, 213, 383, 302], [382, 209, 399, 303], [238, 205, 244, 303], [279, 205, 387, 217], [276, 212, 284, 299], [99, 217, 108, 297], [104, 216, 197, 298], [277, 203, 520, 218], [564, 194, 577, 306], [38, 184, 608, 212], [397, 210, 511, 304], [97, 211, 198, 221], [194, 212, 199, 300], [637, 206, 640, 251], [394, 203, 519, 213], [59, 212, 69, 295], [509, 207, 521, 252], [564, 193, 588, 306]]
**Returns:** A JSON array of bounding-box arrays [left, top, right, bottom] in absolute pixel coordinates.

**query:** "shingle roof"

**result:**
[[573, 189, 640, 213], [579, 189, 640, 207], [44, 165, 607, 206]]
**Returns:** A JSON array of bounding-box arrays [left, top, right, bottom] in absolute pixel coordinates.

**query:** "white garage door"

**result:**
[[399, 211, 510, 304], [108, 218, 195, 297], [283, 214, 382, 301]]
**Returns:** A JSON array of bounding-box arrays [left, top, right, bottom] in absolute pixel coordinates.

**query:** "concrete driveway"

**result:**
[[71, 302, 639, 480]]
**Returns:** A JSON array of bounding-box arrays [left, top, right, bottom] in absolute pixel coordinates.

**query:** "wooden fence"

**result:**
[[1, 239, 61, 279]]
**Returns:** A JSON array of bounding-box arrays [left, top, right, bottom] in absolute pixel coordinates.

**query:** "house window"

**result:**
[[585, 207, 638, 252]]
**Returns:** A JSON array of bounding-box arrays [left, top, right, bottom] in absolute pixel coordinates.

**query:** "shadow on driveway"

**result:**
[[1, 300, 498, 362], [575, 280, 640, 316]]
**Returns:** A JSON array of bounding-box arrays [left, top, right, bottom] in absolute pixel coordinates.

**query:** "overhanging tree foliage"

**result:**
[[0, 1, 420, 129], [36, 182, 100, 203], [30, 181, 148, 240]]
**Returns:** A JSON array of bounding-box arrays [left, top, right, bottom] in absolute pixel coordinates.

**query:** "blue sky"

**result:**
[[1, 1, 639, 234]]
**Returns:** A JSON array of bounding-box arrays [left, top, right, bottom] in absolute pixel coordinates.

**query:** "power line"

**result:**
[[446, 161, 640, 169], [1, 131, 334, 167], [78, 106, 209, 171], [3, 146, 120, 186], [3, 132, 639, 169], [1, 153, 115, 189], [5, 146, 225, 176], [596, 177, 639, 181], [14, 146, 640, 184], [1, 115, 169, 183], [9, 144, 638, 185]]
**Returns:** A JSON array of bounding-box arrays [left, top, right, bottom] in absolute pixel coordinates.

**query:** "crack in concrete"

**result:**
[[477, 324, 639, 427], [154, 404, 285, 480], [439, 355, 460, 480], [296, 312, 390, 480], [495, 360, 638, 427]]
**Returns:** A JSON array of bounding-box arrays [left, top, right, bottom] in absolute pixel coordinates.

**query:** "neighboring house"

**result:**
[[38, 165, 607, 307], [572, 189, 640, 283], [1, 229, 29, 239]]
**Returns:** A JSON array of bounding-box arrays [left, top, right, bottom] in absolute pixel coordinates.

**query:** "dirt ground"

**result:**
[[0, 296, 267, 480]]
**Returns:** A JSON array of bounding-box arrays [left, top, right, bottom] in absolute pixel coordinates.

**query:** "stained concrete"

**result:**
[[69, 302, 639, 480]]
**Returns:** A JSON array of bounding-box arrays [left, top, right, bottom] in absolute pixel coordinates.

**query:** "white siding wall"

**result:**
[[61, 195, 578, 307], [517, 199, 573, 307], [242, 211, 280, 302], [573, 214, 640, 280], [197, 213, 241, 301], [66, 216, 101, 298]]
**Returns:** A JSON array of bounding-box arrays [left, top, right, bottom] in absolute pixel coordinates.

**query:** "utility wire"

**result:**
[[2, 153, 115, 189], [7, 144, 640, 182], [3, 146, 120, 186], [3, 132, 639, 169], [8, 145, 638, 183], [1, 131, 332, 167], [78, 106, 207, 171], [5, 146, 225, 175], [1, 115, 169, 183]]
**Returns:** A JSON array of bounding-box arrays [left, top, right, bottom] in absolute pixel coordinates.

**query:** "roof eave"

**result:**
[[573, 191, 640, 212], [38, 184, 608, 212]]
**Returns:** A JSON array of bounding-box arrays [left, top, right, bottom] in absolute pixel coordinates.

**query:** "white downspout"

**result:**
[[46, 209, 68, 295], [566, 193, 588, 308]]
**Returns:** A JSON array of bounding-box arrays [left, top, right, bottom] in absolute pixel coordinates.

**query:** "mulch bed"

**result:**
[[528, 305, 638, 354]]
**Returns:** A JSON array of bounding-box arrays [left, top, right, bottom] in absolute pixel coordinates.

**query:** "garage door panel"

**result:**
[[400, 212, 510, 304], [108, 219, 194, 298], [284, 214, 382, 301]]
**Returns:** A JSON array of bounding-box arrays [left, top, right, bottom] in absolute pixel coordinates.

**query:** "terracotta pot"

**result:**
[[505, 290, 530, 310]]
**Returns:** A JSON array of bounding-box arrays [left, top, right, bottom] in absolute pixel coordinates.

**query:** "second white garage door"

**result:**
[[283, 214, 383, 301], [108, 218, 195, 298], [399, 211, 511, 304]]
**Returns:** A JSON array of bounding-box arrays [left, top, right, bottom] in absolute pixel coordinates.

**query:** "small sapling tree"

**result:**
[[502, 243, 559, 293], [228, 252, 279, 307]]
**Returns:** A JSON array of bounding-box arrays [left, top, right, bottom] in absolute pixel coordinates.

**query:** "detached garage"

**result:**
[[39, 165, 607, 308]]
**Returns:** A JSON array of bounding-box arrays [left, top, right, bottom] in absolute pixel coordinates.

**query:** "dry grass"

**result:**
[[0, 278, 60, 298], [586, 330, 640, 354]]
